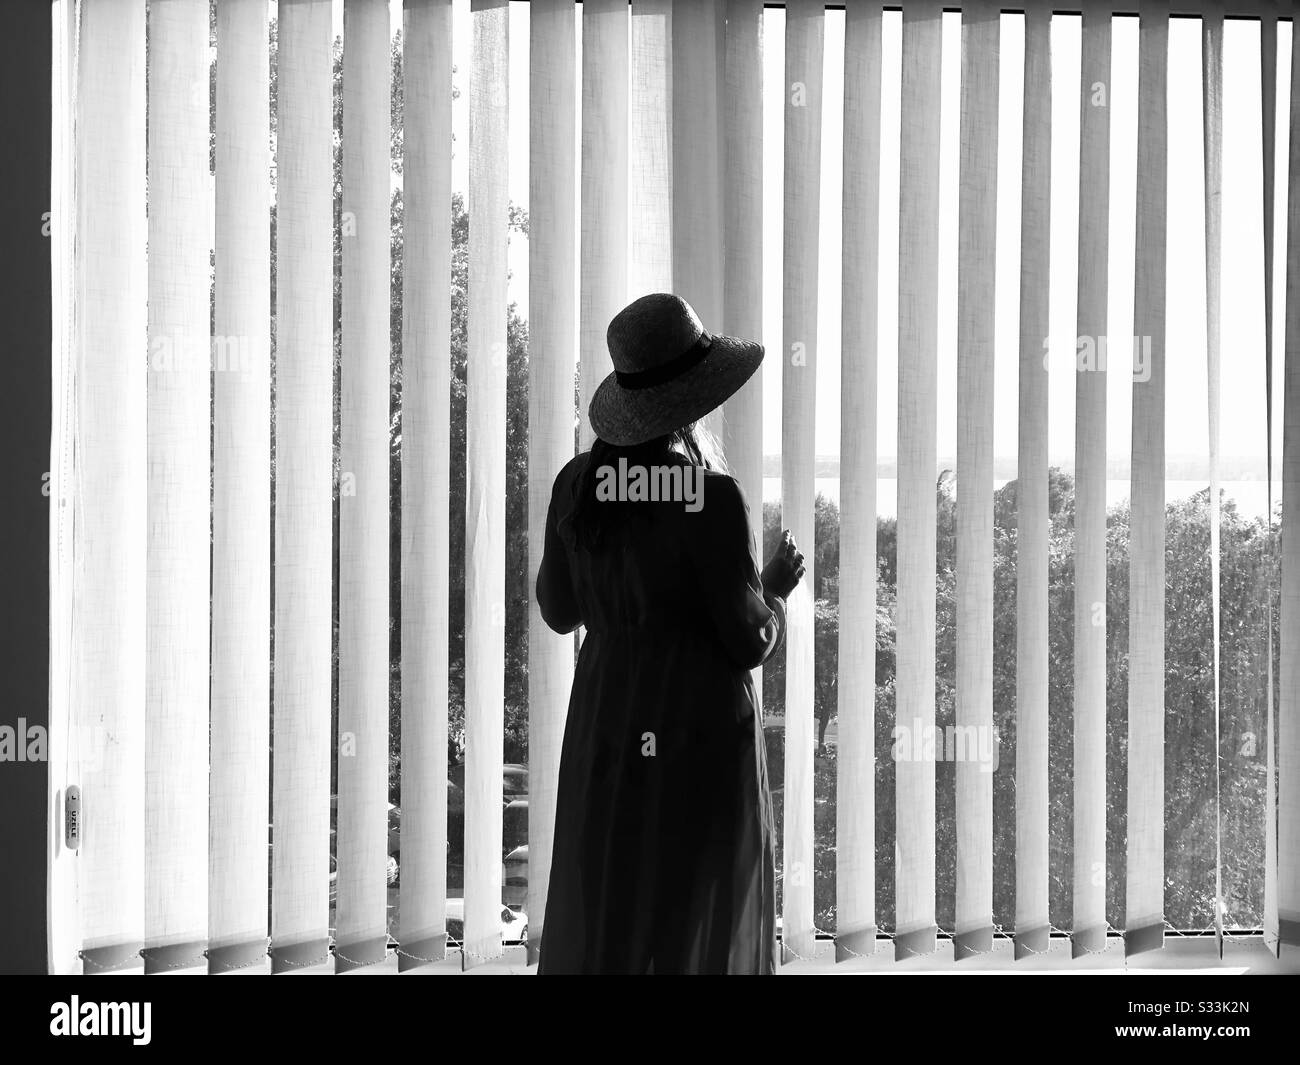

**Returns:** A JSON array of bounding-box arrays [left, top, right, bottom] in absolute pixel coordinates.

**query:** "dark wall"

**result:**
[[0, 0, 52, 975]]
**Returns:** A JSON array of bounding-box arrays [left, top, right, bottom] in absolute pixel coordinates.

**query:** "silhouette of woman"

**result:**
[[536, 293, 805, 975]]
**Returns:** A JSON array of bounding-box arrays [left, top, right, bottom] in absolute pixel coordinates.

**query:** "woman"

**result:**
[[535, 293, 805, 975]]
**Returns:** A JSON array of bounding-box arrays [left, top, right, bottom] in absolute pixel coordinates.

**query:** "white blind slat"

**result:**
[[1201, 0, 1225, 955], [579, 0, 629, 448], [672, 0, 725, 440], [399, 0, 454, 972], [464, 0, 510, 968], [722, 0, 765, 515], [1261, 3, 1280, 955], [1280, 0, 1300, 948], [630, 0, 674, 296], [1015, 2, 1052, 960], [74, 0, 147, 974], [145, 0, 212, 975], [780, 0, 824, 965], [1072, 0, 1112, 958], [271, 0, 334, 973], [47, 0, 81, 975], [895, 0, 942, 961], [527, 0, 578, 968], [1125, 0, 1170, 958], [336, 0, 393, 973], [954, 0, 999, 961], [837, 0, 883, 961], [211, 0, 272, 976]]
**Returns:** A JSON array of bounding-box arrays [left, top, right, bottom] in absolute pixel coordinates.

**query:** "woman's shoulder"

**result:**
[[687, 469, 754, 534], [552, 451, 592, 490], [699, 468, 749, 506]]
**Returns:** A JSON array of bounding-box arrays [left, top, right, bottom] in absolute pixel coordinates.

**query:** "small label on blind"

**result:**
[[65, 785, 80, 850]]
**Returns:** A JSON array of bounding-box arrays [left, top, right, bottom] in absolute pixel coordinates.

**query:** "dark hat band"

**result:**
[[613, 332, 714, 390]]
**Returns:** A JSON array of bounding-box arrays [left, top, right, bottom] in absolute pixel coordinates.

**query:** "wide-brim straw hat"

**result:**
[[588, 292, 764, 447]]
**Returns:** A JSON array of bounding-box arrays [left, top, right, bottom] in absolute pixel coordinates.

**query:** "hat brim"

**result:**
[[588, 335, 765, 447]]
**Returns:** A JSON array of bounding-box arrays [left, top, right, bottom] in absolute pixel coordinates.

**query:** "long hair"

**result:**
[[558, 421, 727, 552]]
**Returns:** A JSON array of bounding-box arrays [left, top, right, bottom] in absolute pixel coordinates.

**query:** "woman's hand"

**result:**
[[761, 530, 806, 600]]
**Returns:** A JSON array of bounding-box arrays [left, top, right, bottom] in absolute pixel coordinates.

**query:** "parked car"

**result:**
[[502, 764, 528, 802], [448, 762, 529, 805], [501, 902, 527, 946], [503, 798, 528, 854], [502, 844, 528, 910], [443, 897, 528, 947]]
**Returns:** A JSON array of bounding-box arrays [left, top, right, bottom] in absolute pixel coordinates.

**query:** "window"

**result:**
[[45, 0, 1296, 973]]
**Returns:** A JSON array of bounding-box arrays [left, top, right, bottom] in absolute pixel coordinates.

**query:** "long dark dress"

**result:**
[[534, 450, 785, 975]]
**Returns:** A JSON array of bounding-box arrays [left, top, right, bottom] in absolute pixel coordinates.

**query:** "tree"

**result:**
[[253, 23, 531, 803], [764, 469, 1276, 935], [385, 36, 532, 791]]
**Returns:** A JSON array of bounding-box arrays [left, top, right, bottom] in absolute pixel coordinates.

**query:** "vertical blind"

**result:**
[[464, 0, 510, 967], [210, 0, 272, 975], [72, 0, 147, 974], [337, 0, 392, 973], [1072, 0, 1110, 959], [526, 0, 576, 970], [1261, 2, 1280, 954], [780, 0, 822, 964], [722, 0, 765, 524], [578, 0, 626, 448], [270, 0, 333, 973], [47, 0, 1300, 974], [1125, 0, 1169, 957], [1202, 0, 1224, 953], [399, 0, 454, 971], [47, 0, 79, 972], [1015, 1, 1052, 959], [629, 0, 672, 296], [955, 0, 998, 960], [837, 0, 882, 960], [145, 0, 211, 975], [1283, 0, 1300, 949], [895, 0, 941, 960]]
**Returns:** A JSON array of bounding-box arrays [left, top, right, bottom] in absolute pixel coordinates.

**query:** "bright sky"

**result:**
[[367, 1, 1286, 473]]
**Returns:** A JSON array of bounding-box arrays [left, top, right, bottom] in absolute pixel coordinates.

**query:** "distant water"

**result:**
[[762, 477, 1274, 522]]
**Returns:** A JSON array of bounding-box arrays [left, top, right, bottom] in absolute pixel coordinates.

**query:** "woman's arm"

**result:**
[[692, 475, 786, 670], [761, 589, 787, 660], [536, 466, 583, 635]]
